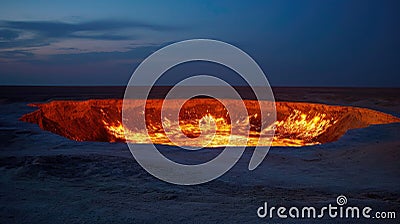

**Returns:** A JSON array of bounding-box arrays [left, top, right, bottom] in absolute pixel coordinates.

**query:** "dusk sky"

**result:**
[[0, 0, 399, 86]]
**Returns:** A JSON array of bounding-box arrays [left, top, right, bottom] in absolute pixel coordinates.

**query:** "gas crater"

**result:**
[[20, 99, 400, 147]]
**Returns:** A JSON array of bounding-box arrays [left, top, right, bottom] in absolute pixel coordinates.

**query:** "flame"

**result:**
[[273, 109, 337, 146], [103, 108, 337, 147]]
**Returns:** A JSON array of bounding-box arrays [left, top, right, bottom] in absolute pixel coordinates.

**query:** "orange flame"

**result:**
[[104, 105, 339, 147]]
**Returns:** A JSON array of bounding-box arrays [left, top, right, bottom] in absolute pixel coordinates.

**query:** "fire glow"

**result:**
[[20, 98, 400, 147]]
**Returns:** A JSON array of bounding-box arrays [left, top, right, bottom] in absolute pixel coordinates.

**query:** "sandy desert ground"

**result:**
[[0, 87, 399, 223]]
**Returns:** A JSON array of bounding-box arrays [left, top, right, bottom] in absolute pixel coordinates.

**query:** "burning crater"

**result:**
[[20, 99, 400, 147]]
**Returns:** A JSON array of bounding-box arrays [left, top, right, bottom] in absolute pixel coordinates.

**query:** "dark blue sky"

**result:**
[[0, 0, 399, 86]]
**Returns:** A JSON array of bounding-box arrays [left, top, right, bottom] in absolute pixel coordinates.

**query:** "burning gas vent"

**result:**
[[20, 99, 400, 147]]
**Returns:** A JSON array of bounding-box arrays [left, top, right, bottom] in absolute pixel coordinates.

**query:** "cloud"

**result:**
[[28, 39, 161, 55], [0, 29, 20, 40], [0, 19, 181, 59], [0, 20, 177, 40], [0, 49, 34, 62]]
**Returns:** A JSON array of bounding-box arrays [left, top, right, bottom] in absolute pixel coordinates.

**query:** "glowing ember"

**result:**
[[20, 99, 400, 147]]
